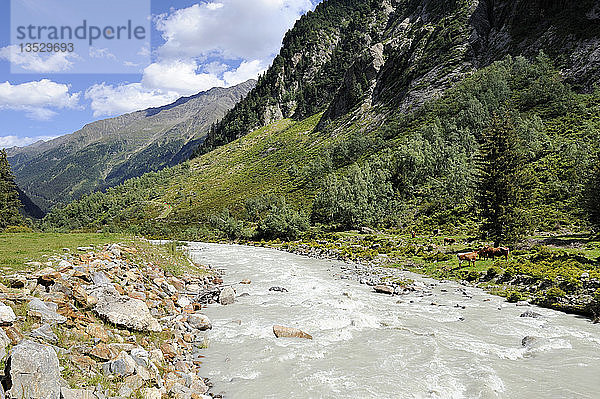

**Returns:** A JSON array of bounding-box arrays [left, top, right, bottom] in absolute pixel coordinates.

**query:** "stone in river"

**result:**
[[219, 287, 235, 305], [374, 285, 394, 295], [273, 325, 313, 340], [520, 310, 542, 318]]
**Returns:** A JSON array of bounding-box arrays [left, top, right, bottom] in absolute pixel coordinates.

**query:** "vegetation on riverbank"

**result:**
[[0, 233, 194, 276], [251, 230, 600, 319]]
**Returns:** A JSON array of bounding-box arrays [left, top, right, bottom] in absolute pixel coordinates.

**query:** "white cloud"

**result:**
[[85, 83, 181, 117], [0, 135, 58, 149], [0, 45, 78, 73], [89, 47, 117, 60], [0, 80, 81, 120], [155, 0, 313, 61], [142, 60, 225, 96], [223, 60, 267, 86], [82, 1, 315, 117]]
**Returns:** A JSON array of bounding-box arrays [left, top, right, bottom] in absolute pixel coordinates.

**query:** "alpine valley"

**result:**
[[1, 0, 600, 398]]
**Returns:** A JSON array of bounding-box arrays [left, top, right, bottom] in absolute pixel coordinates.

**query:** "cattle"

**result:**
[[457, 252, 478, 267], [411, 231, 417, 238], [478, 246, 510, 260], [444, 238, 456, 245]]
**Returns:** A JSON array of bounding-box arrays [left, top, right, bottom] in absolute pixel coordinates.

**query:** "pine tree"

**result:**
[[0, 149, 23, 230], [476, 113, 530, 246]]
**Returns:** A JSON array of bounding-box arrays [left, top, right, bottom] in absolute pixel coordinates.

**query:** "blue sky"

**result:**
[[0, 0, 320, 148]]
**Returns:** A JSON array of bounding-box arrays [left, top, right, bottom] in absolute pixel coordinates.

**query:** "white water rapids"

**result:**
[[188, 243, 600, 399]]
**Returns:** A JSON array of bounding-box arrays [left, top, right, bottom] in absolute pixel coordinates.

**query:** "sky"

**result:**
[[0, 0, 321, 148]]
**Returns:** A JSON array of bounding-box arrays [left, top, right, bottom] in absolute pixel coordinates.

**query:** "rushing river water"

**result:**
[[189, 243, 600, 399]]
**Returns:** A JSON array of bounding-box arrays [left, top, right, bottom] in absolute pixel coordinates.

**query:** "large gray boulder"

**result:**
[[219, 287, 235, 305], [187, 314, 212, 331], [5, 340, 60, 399], [94, 293, 161, 332], [27, 298, 67, 325]]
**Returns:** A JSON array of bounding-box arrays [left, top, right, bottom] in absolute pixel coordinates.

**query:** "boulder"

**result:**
[[374, 285, 394, 295], [187, 314, 212, 331], [5, 340, 61, 399], [105, 351, 136, 378], [0, 304, 16, 325], [27, 298, 67, 324], [520, 310, 542, 318], [522, 336, 537, 347], [219, 287, 235, 305], [30, 323, 58, 344], [273, 325, 313, 340], [94, 294, 161, 332]]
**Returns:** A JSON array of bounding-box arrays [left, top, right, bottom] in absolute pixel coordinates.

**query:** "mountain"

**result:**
[[6, 80, 256, 212], [44, 0, 600, 239], [198, 0, 600, 154]]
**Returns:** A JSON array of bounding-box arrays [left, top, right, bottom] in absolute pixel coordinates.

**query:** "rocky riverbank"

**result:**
[[0, 241, 238, 399], [248, 236, 600, 321]]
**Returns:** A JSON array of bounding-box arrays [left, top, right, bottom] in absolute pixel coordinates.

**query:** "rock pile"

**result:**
[[0, 242, 235, 399]]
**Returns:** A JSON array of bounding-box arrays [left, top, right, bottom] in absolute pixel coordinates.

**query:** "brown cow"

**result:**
[[444, 238, 456, 245], [478, 246, 510, 260], [457, 252, 478, 267]]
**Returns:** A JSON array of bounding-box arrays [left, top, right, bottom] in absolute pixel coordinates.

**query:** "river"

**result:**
[[188, 243, 600, 399]]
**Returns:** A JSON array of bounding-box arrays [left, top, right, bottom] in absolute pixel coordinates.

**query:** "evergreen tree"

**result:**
[[0, 149, 23, 230], [476, 113, 530, 246]]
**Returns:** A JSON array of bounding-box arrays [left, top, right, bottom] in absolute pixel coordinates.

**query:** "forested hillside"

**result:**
[[43, 56, 600, 243], [197, 0, 600, 156], [7, 80, 255, 212]]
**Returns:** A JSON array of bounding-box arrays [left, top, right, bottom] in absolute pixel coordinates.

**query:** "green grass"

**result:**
[[0, 232, 128, 272]]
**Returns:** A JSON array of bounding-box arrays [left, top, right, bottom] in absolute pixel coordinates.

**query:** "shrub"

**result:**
[[2, 225, 33, 233], [209, 209, 246, 240], [244, 194, 309, 241], [506, 291, 525, 303]]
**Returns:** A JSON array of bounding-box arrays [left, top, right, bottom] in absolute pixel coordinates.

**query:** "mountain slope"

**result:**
[[43, 56, 600, 237], [42, 0, 600, 237], [198, 0, 600, 154], [6, 80, 256, 211]]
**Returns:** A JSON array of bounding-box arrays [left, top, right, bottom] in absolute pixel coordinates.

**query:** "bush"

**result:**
[[542, 287, 566, 304], [2, 225, 33, 233], [506, 291, 525, 303], [209, 209, 246, 240], [257, 205, 309, 241]]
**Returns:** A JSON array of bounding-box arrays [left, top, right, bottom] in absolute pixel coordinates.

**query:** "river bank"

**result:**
[[0, 236, 234, 399], [238, 230, 600, 321]]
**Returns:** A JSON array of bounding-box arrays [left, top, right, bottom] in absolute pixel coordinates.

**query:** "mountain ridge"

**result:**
[[7, 80, 256, 212]]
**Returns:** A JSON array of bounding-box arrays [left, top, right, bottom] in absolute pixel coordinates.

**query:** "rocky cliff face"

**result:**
[[202, 0, 599, 146], [7, 80, 255, 212]]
